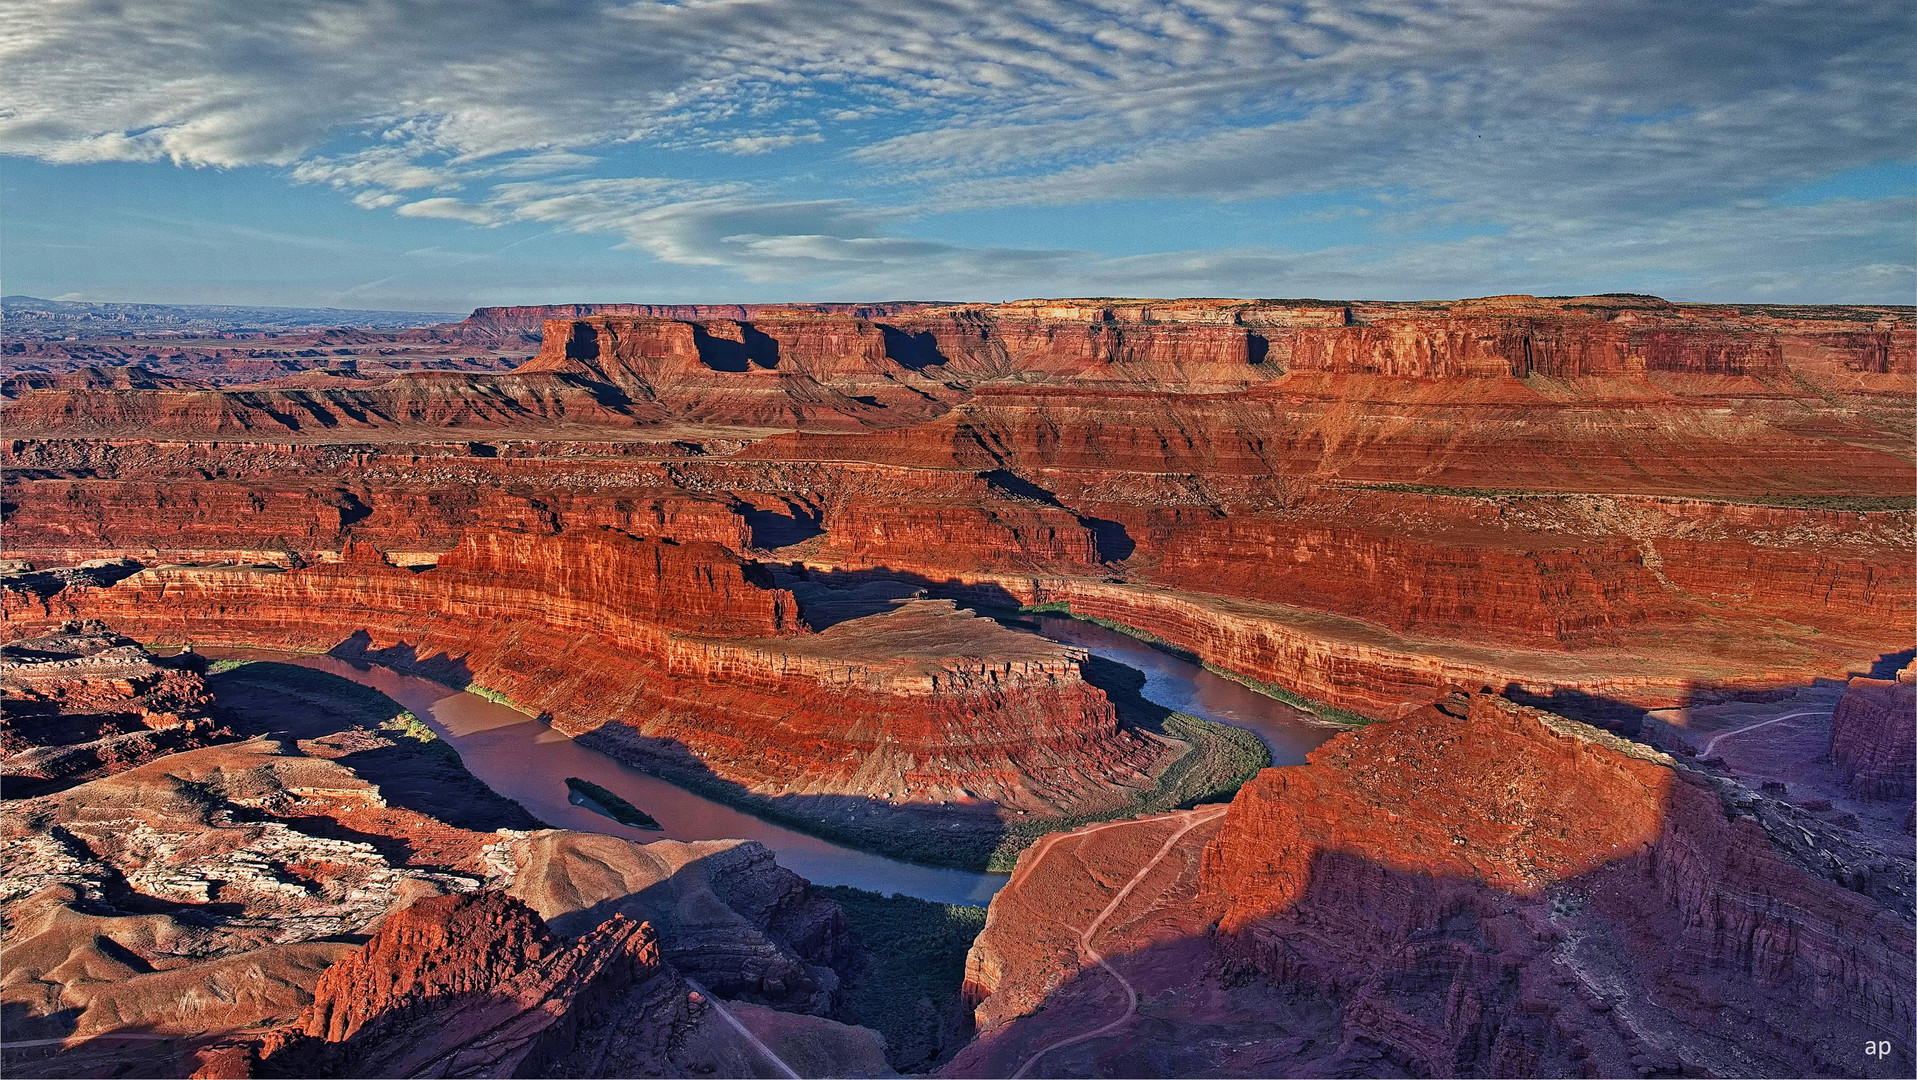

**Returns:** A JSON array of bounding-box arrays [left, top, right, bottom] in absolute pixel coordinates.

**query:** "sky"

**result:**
[[3, 0, 1912, 311]]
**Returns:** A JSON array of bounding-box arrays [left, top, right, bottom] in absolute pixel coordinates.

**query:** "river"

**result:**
[[1025, 616, 1337, 766], [237, 623, 1333, 907]]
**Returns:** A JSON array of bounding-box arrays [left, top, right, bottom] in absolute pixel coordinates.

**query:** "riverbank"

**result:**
[[1007, 603, 1377, 726], [191, 645, 1008, 904], [568, 683, 1269, 872], [178, 633, 1285, 876]]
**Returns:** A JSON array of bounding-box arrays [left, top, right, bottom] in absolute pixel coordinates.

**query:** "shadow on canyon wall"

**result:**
[[736, 501, 825, 549], [208, 659, 547, 834], [323, 625, 1222, 873], [976, 468, 1136, 563], [0, 1000, 79, 1045], [950, 779, 1916, 1080], [878, 325, 950, 372], [318, 630, 1018, 870], [1864, 647, 1916, 679], [0, 1014, 197, 1079], [691, 322, 781, 371]]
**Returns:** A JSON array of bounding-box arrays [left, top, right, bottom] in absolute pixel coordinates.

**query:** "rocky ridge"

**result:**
[[2, 532, 1166, 826], [952, 694, 1914, 1079], [1, 633, 897, 1079]]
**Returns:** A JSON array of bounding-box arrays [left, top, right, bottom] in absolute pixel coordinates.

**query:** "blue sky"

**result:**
[[3, 0, 1912, 310]]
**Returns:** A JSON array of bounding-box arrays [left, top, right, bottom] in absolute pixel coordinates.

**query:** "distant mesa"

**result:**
[[1, 291, 1910, 1078]]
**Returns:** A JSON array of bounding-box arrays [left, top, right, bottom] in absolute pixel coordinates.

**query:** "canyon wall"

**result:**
[[2, 292, 1908, 836], [953, 695, 1915, 1079], [1829, 674, 1917, 799], [2, 529, 1165, 820], [0, 632, 890, 1078]]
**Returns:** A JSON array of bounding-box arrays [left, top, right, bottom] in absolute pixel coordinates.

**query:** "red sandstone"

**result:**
[[1830, 674, 1917, 799], [953, 695, 1915, 1078]]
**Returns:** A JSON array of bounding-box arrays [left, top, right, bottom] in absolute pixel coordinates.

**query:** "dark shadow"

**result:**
[[977, 471, 1132, 562], [770, 564, 924, 629], [570, 721, 1015, 872], [208, 660, 544, 833], [764, 563, 1028, 615], [563, 320, 599, 360], [1247, 333, 1270, 365], [0, 1012, 222, 1080], [1081, 516, 1135, 562], [1500, 683, 1648, 737], [689, 324, 749, 371], [334, 490, 373, 528], [1, 561, 143, 600], [1077, 654, 1175, 735], [1864, 648, 1915, 679], [736, 500, 825, 548], [742, 324, 781, 368], [1, 1001, 79, 1044], [980, 469, 1062, 506], [815, 884, 985, 1073], [324, 630, 478, 688], [943, 744, 1914, 1080], [879, 324, 948, 371], [535, 847, 855, 1012]]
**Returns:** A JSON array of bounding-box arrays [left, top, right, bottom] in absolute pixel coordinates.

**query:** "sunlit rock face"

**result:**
[[2, 293, 1911, 1077], [953, 695, 1914, 1079], [2, 530, 1163, 820]]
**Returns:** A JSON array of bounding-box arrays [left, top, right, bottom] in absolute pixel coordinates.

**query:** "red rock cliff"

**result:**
[[259, 892, 672, 1078], [953, 695, 1914, 1078], [4, 530, 1162, 819], [1829, 675, 1917, 799]]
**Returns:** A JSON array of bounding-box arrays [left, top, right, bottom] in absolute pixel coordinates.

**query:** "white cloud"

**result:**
[[2, 0, 1910, 301], [710, 133, 826, 155], [395, 198, 499, 226]]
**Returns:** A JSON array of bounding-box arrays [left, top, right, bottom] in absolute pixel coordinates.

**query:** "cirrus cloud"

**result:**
[[1, 0, 1910, 302]]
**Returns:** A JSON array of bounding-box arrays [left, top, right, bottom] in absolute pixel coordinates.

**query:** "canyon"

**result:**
[[951, 693, 1913, 1079], [3, 293, 1912, 1077]]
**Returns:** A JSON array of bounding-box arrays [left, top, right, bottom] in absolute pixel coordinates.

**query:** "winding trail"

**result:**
[[685, 978, 801, 1080], [1700, 710, 1823, 758], [1010, 806, 1230, 1080]]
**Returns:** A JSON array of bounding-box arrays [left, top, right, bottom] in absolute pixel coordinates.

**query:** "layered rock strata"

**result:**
[[7, 294, 1911, 444], [1, 634, 893, 1079], [2, 293, 1909, 836], [2, 624, 223, 794], [2, 531, 1165, 819], [255, 892, 676, 1078], [952, 695, 1915, 1079], [1830, 673, 1917, 799]]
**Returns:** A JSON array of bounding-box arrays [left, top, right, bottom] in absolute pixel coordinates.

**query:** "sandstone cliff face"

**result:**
[[10, 527, 798, 643], [8, 294, 1909, 443], [499, 830, 854, 1012], [3, 531, 1164, 820], [520, 314, 956, 429], [953, 696, 1914, 1079], [1829, 675, 1917, 799], [1204, 696, 1674, 924], [258, 892, 676, 1079], [0, 366, 650, 436], [4, 420, 1907, 729], [0, 615, 897, 1080]]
